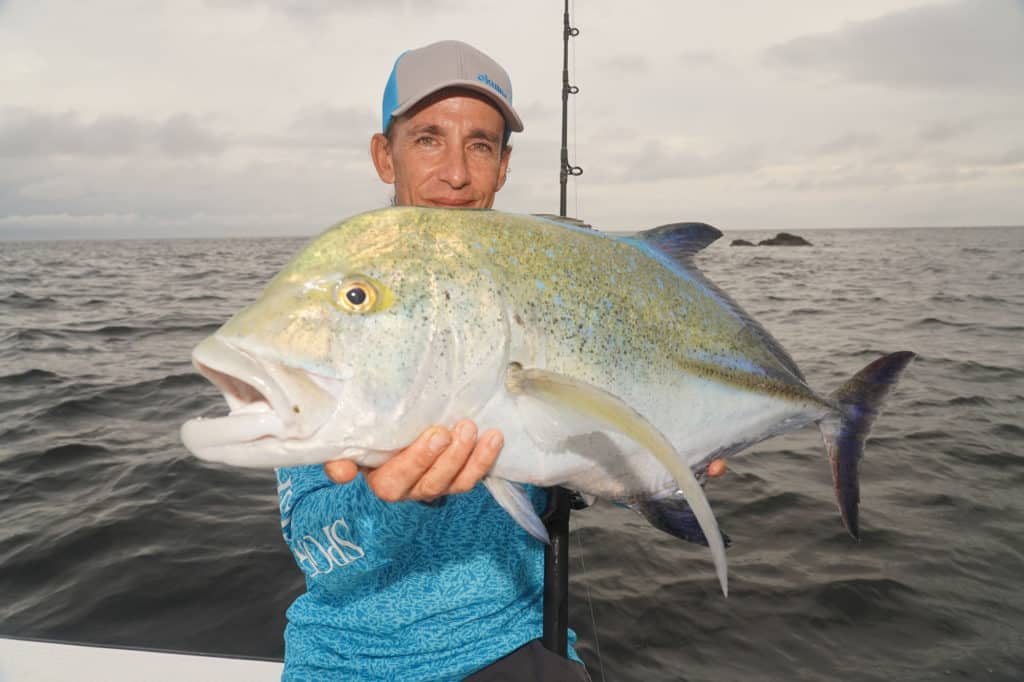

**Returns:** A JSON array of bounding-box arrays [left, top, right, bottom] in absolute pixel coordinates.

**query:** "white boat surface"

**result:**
[[0, 636, 283, 682]]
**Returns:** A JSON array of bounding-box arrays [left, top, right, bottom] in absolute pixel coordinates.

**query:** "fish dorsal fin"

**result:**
[[531, 214, 594, 230], [633, 222, 806, 383], [635, 222, 723, 264]]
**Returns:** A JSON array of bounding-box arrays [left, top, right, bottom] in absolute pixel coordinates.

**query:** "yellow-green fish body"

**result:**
[[181, 207, 915, 595]]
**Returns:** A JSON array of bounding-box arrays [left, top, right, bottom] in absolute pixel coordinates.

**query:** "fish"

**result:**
[[180, 206, 915, 596]]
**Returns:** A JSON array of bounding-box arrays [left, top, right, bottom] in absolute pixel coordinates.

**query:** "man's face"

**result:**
[[371, 90, 511, 209]]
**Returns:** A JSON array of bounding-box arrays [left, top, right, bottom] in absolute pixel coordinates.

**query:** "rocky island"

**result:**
[[729, 232, 813, 247], [757, 232, 812, 246]]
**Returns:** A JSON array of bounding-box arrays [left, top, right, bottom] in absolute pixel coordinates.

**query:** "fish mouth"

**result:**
[[180, 336, 341, 467]]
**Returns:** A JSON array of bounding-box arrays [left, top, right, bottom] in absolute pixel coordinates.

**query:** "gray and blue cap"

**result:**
[[381, 40, 524, 137]]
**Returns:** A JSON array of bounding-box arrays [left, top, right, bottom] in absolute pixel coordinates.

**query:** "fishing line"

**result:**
[[572, 517, 607, 682]]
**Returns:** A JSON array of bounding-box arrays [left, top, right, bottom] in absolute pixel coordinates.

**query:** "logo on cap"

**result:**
[[476, 73, 508, 101]]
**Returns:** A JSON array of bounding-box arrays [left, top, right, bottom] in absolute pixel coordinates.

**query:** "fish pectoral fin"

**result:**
[[483, 476, 549, 544], [505, 363, 729, 597]]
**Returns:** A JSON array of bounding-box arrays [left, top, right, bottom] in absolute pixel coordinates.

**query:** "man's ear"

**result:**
[[370, 133, 395, 183], [495, 145, 512, 192]]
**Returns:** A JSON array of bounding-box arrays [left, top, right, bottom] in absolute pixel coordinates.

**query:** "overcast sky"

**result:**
[[1, 0, 1022, 239]]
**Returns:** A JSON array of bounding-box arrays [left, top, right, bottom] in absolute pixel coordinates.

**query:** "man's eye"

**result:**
[[416, 136, 436, 146], [470, 142, 494, 154]]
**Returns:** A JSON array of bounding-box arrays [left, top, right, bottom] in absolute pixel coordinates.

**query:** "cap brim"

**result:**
[[390, 80, 524, 133]]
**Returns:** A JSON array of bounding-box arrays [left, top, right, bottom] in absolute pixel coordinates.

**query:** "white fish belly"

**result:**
[[484, 373, 826, 501]]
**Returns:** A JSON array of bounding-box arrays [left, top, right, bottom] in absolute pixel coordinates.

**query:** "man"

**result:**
[[275, 41, 592, 681]]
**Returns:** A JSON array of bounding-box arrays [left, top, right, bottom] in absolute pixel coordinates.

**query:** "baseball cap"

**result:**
[[381, 40, 525, 137]]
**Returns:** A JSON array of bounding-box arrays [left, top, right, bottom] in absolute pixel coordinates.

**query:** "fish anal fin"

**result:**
[[631, 494, 732, 548]]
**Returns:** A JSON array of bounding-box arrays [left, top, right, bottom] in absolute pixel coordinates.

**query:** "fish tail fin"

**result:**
[[819, 351, 916, 539]]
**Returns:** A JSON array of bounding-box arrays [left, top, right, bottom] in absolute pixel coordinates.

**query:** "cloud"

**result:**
[[676, 50, 739, 77], [283, 105, 378, 148], [765, 0, 1024, 91], [0, 105, 383, 240], [597, 53, 649, 73], [815, 132, 882, 155], [970, 146, 1024, 167], [0, 106, 376, 160], [206, 0, 442, 17], [0, 147, 385, 240], [595, 138, 765, 184], [0, 110, 227, 158], [0, 210, 315, 241], [917, 119, 978, 143]]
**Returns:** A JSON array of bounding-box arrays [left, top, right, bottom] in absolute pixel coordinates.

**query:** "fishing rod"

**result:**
[[559, 0, 583, 217], [542, 0, 583, 659]]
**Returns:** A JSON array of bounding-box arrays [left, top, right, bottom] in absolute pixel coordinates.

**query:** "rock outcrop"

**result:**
[[757, 232, 812, 246]]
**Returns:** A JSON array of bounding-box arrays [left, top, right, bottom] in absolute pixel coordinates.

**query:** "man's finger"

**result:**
[[409, 420, 478, 500], [448, 428, 503, 494], [366, 426, 452, 501], [707, 458, 727, 478], [324, 459, 359, 484]]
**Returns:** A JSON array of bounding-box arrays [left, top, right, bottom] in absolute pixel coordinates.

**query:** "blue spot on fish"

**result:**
[[535, 280, 546, 291]]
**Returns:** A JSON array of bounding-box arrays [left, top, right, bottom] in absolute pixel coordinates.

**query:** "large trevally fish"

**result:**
[[181, 207, 914, 595]]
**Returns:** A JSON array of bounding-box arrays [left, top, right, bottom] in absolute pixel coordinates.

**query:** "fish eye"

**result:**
[[335, 279, 377, 313], [346, 288, 366, 306]]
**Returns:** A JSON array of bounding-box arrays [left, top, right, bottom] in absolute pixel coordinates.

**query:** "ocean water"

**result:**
[[1, 225, 1022, 681]]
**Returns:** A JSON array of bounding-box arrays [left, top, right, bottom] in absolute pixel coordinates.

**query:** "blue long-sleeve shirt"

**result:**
[[275, 465, 579, 680]]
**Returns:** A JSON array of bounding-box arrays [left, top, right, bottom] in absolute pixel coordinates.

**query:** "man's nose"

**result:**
[[438, 145, 470, 188]]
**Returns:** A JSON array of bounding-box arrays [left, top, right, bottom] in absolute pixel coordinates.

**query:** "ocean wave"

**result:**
[[940, 449, 1023, 470], [915, 316, 975, 328], [929, 357, 1023, 381], [992, 423, 1024, 439], [0, 291, 58, 308], [0, 442, 117, 482], [0, 329, 69, 344], [729, 490, 821, 517], [178, 294, 229, 303], [33, 373, 211, 423], [3, 322, 222, 346], [0, 368, 63, 387], [811, 577, 920, 615]]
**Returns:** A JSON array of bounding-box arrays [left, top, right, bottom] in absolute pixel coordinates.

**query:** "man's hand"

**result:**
[[323, 420, 504, 503], [707, 458, 727, 478]]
